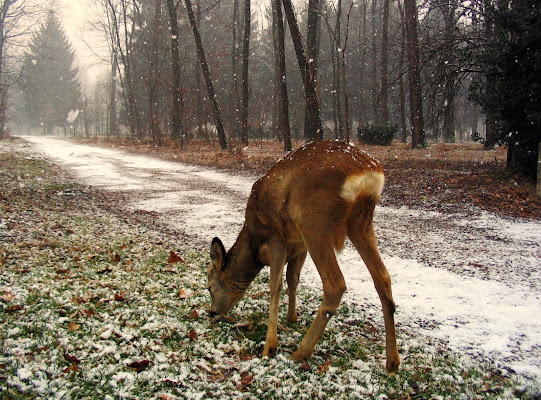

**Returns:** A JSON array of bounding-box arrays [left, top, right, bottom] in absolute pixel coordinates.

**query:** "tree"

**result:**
[[472, 0, 540, 181], [166, 0, 184, 142], [0, 0, 52, 137], [282, 0, 322, 141], [20, 11, 81, 134], [239, 0, 250, 145], [403, 0, 425, 148], [271, 0, 291, 150], [184, 0, 228, 149]]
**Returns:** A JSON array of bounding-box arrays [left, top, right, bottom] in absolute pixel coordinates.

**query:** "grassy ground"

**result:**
[[1, 138, 539, 399]]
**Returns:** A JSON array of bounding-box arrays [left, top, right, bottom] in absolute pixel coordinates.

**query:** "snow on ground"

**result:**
[[21, 135, 541, 381]]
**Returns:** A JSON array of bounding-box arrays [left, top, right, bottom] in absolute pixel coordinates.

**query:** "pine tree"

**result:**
[[19, 11, 81, 134], [472, 0, 540, 181]]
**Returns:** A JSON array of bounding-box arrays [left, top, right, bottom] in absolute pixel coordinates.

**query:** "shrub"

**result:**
[[357, 124, 397, 146]]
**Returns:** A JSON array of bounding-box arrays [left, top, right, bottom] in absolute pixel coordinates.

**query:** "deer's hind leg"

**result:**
[[291, 237, 346, 361], [347, 200, 399, 372]]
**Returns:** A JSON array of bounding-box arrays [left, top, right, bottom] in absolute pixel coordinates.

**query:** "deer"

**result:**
[[207, 139, 399, 372]]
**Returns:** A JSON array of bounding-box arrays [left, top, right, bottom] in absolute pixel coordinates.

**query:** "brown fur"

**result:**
[[208, 139, 399, 372]]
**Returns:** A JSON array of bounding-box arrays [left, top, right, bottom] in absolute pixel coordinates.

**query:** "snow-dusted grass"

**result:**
[[2, 142, 539, 399]]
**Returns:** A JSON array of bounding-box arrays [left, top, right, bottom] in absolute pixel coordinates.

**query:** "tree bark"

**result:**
[[358, 0, 367, 128], [305, 0, 320, 141], [272, 0, 292, 151], [441, 0, 457, 143], [282, 0, 322, 141], [397, 0, 407, 143], [335, 0, 344, 139], [403, 0, 425, 148], [166, 0, 183, 143], [184, 0, 228, 149], [380, 0, 390, 124], [109, 49, 118, 137], [240, 0, 250, 145]]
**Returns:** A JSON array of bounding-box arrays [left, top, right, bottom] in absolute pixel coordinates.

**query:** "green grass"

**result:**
[[1, 139, 539, 399]]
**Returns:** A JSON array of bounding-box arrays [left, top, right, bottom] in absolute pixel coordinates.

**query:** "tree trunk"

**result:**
[[483, 0, 497, 149], [282, 0, 322, 141], [335, 0, 344, 139], [305, 0, 320, 141], [403, 0, 425, 148], [370, 0, 379, 124], [358, 0, 367, 128], [195, 0, 204, 141], [380, 0, 390, 124], [109, 49, 118, 137], [273, 0, 292, 151], [240, 0, 250, 145], [397, 0, 407, 142], [441, 0, 457, 143], [184, 0, 228, 149], [166, 0, 183, 143], [232, 0, 240, 135]]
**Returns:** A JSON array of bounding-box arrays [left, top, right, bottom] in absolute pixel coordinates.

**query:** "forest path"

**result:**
[[22, 135, 541, 380]]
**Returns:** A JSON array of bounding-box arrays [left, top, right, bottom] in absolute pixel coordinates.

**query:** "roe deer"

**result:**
[[207, 139, 399, 371]]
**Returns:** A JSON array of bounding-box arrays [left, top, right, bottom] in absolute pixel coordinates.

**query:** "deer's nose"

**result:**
[[209, 311, 217, 318]]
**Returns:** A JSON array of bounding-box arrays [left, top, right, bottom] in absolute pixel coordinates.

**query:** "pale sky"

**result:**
[[56, 0, 107, 86]]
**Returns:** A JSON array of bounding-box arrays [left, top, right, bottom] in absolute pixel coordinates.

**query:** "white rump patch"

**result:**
[[340, 171, 384, 203]]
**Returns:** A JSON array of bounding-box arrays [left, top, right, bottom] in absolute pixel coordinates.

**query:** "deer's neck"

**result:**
[[225, 227, 264, 293]]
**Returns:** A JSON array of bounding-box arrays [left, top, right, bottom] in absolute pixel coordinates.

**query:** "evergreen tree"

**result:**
[[19, 11, 81, 134], [472, 0, 540, 181]]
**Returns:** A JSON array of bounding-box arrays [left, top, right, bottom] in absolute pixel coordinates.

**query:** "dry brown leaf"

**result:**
[[167, 250, 184, 264], [188, 329, 197, 342], [127, 359, 154, 372], [189, 309, 199, 319], [64, 353, 81, 364], [318, 359, 332, 374], [178, 289, 192, 299], [68, 322, 81, 331], [114, 291, 127, 302], [157, 395, 178, 400], [1, 291, 14, 302], [236, 371, 254, 390], [233, 321, 254, 331]]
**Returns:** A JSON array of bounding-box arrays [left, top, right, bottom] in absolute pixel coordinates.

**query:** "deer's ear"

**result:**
[[210, 237, 226, 271]]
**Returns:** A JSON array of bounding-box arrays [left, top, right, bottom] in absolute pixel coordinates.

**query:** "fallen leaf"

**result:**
[[299, 361, 311, 372], [167, 251, 184, 264], [157, 395, 178, 400], [63, 363, 79, 373], [189, 309, 199, 319], [64, 353, 81, 364], [189, 329, 197, 342], [233, 321, 254, 331], [236, 371, 254, 390], [178, 288, 192, 299], [68, 322, 81, 331], [114, 291, 127, 302], [318, 359, 332, 374], [97, 267, 113, 274], [5, 305, 23, 313], [1, 292, 15, 302], [127, 359, 154, 372], [112, 253, 122, 263]]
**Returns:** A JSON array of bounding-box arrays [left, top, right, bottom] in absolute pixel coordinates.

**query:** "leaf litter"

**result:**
[[1, 138, 540, 399]]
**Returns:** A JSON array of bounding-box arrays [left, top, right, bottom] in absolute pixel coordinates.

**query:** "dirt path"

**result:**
[[21, 135, 541, 381]]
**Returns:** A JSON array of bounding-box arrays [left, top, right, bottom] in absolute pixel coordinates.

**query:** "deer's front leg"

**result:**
[[262, 241, 287, 358]]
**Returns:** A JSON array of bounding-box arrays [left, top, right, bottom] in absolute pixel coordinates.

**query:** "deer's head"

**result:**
[[207, 237, 247, 317]]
